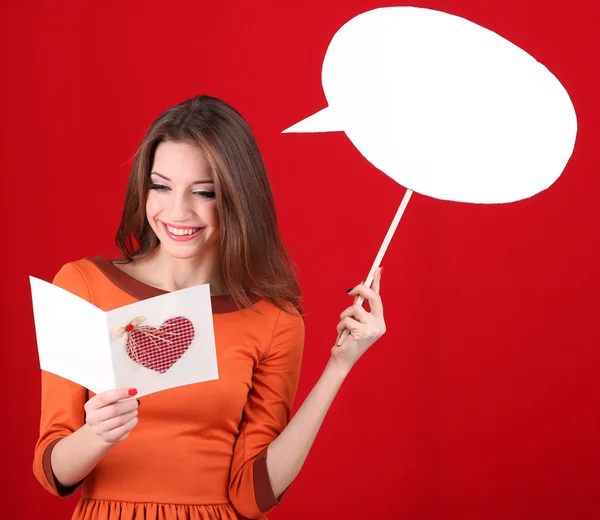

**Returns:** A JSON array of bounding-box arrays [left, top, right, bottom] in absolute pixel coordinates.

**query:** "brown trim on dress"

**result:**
[[253, 447, 287, 513], [86, 256, 257, 314], [42, 439, 83, 497]]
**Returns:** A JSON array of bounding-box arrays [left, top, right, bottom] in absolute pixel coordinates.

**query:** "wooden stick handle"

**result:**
[[337, 188, 413, 347]]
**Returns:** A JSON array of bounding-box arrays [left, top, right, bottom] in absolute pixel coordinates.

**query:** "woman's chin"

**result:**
[[158, 242, 216, 262]]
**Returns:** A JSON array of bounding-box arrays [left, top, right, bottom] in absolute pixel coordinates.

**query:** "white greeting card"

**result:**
[[30, 276, 219, 397]]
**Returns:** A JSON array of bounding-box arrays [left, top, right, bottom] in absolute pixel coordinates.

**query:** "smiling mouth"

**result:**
[[160, 221, 205, 240], [166, 224, 201, 236]]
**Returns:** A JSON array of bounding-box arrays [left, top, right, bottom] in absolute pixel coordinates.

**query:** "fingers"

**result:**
[[340, 268, 386, 340], [340, 303, 371, 324], [91, 408, 138, 435], [371, 267, 382, 295], [95, 414, 139, 444], [88, 387, 137, 409], [85, 387, 140, 444], [336, 316, 364, 336], [89, 397, 139, 424], [347, 280, 383, 317]]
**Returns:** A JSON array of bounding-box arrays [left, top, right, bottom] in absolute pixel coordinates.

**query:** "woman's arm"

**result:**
[[266, 268, 385, 497], [50, 424, 115, 487], [49, 388, 139, 488], [34, 263, 141, 494], [266, 357, 349, 497]]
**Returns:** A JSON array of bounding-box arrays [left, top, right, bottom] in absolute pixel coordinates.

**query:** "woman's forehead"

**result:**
[[152, 141, 213, 182]]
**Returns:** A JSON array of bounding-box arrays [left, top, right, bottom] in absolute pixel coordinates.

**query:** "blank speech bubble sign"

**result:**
[[283, 7, 578, 204]]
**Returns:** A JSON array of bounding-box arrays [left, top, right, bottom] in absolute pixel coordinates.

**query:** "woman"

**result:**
[[33, 95, 386, 520]]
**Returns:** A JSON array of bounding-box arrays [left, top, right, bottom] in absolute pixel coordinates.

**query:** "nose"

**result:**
[[169, 192, 193, 222]]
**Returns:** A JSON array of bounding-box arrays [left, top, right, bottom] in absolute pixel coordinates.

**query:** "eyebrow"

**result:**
[[151, 171, 214, 185]]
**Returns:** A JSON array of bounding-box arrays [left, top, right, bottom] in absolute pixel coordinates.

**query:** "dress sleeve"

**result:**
[[228, 307, 305, 519], [32, 263, 91, 497]]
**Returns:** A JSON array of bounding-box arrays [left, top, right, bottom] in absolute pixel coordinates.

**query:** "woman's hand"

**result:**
[[84, 388, 140, 444], [331, 268, 386, 373]]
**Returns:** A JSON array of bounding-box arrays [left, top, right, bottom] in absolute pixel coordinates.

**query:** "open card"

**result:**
[[30, 276, 219, 397]]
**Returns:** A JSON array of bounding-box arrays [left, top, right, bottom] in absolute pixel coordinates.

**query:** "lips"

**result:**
[[166, 224, 201, 236], [160, 221, 205, 242]]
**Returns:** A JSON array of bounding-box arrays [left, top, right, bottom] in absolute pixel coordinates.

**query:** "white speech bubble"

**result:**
[[283, 7, 577, 204]]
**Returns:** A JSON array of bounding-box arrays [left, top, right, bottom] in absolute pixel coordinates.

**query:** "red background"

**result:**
[[2, 0, 599, 518]]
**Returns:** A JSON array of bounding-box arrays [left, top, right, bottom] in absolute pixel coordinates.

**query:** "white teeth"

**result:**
[[166, 225, 200, 236]]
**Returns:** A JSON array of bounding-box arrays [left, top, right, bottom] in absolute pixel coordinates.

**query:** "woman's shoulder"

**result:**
[[251, 298, 305, 337], [251, 300, 305, 358], [52, 256, 128, 304], [52, 257, 95, 294], [54, 256, 109, 281]]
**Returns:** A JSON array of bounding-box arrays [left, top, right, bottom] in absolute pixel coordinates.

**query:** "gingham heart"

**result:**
[[126, 316, 195, 374]]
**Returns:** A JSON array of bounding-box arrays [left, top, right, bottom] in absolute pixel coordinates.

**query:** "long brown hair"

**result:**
[[115, 95, 302, 315]]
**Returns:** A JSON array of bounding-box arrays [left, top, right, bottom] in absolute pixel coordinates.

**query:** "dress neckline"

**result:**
[[86, 256, 253, 314]]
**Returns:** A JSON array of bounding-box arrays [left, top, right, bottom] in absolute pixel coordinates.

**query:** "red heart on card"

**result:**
[[126, 317, 195, 374]]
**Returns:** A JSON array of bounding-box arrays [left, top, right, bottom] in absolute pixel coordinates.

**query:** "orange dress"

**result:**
[[33, 257, 305, 520]]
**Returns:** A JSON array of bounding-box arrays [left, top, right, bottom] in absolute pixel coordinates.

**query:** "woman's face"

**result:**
[[146, 140, 219, 261]]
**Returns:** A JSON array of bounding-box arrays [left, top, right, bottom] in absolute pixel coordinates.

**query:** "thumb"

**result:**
[[371, 268, 382, 295]]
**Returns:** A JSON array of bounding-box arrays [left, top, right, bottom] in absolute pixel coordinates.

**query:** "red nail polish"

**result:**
[[128, 388, 138, 396]]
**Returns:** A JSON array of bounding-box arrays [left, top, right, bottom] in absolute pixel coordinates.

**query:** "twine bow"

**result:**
[[112, 316, 178, 365]]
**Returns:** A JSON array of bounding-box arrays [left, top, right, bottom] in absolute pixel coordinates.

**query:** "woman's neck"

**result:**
[[133, 247, 227, 296]]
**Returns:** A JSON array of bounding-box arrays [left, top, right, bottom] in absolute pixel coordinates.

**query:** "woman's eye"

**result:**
[[194, 191, 216, 200], [150, 183, 169, 192], [149, 183, 214, 199]]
